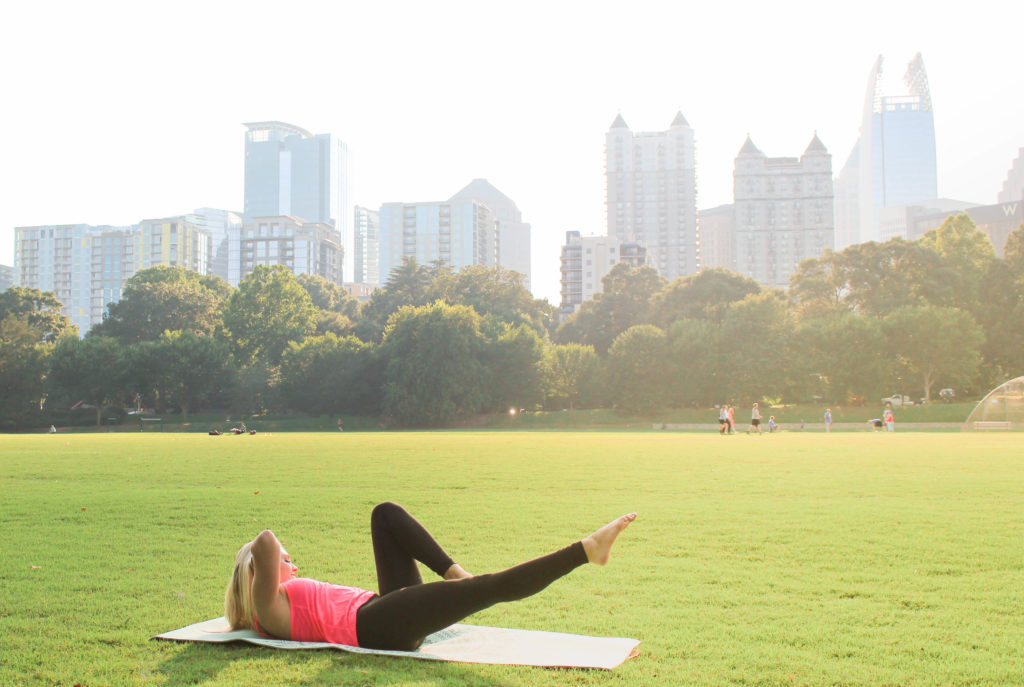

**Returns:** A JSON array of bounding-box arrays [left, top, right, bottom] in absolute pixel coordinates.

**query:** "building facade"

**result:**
[[135, 216, 210, 275], [449, 179, 532, 291], [559, 231, 647, 318], [999, 148, 1024, 203], [353, 205, 380, 286], [0, 264, 13, 292], [377, 200, 498, 280], [237, 216, 344, 284], [191, 207, 242, 284], [834, 54, 938, 249], [15, 224, 117, 333], [697, 204, 735, 271], [605, 112, 698, 280], [733, 135, 834, 289], [243, 121, 351, 275]]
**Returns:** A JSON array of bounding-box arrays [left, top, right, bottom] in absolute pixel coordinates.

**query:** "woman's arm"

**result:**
[[250, 529, 291, 637]]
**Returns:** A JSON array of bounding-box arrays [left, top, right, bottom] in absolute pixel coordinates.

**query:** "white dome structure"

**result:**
[[962, 376, 1024, 431]]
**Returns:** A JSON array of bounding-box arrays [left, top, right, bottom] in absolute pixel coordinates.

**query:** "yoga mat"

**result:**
[[154, 617, 640, 670]]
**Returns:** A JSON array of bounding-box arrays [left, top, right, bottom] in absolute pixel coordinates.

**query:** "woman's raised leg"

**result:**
[[370, 501, 464, 595], [356, 512, 636, 651]]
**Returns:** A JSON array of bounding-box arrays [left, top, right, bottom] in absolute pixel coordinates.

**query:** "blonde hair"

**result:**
[[225, 540, 256, 630]]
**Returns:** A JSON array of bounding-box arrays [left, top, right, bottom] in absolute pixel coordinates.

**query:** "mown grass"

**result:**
[[1, 431, 1021, 686]]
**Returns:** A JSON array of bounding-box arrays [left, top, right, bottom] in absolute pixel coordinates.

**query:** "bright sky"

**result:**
[[2, 0, 1021, 304]]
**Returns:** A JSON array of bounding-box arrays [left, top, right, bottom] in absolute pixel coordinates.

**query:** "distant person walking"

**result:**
[[824, 409, 832, 433], [747, 402, 762, 434], [338, 418, 344, 432], [768, 416, 779, 433], [727, 405, 736, 434], [718, 406, 729, 435], [884, 405, 895, 432]]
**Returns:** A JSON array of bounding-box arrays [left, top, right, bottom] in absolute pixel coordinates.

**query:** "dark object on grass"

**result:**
[[209, 429, 222, 436]]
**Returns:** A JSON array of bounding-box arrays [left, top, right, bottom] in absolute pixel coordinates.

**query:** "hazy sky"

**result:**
[[2, 0, 1021, 304]]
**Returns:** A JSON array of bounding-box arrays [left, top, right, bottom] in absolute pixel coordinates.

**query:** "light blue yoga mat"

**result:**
[[155, 617, 640, 669]]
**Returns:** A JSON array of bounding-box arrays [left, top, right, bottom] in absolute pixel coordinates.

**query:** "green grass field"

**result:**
[[1, 431, 1021, 686]]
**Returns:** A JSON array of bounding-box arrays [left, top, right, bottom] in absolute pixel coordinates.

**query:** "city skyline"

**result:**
[[2, 1, 1022, 304]]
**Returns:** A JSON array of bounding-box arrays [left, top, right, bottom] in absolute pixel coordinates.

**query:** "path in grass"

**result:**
[[1, 431, 1022, 686]]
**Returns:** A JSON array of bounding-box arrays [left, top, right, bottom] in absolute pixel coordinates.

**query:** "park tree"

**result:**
[[555, 263, 665, 354], [478, 320, 546, 412], [0, 286, 74, 343], [279, 333, 384, 416], [355, 258, 440, 342], [788, 250, 850, 320], [48, 334, 128, 426], [719, 291, 798, 402], [152, 331, 232, 422], [381, 301, 489, 426], [666, 318, 722, 408], [796, 313, 887, 404], [429, 265, 553, 336], [92, 266, 230, 343], [0, 316, 50, 428], [918, 213, 996, 315], [606, 324, 672, 414], [791, 240, 958, 318], [222, 265, 318, 365], [541, 343, 602, 410], [297, 273, 360, 337], [881, 305, 984, 403], [649, 268, 761, 327]]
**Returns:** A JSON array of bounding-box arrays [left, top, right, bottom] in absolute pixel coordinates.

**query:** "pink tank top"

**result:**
[[282, 578, 376, 646]]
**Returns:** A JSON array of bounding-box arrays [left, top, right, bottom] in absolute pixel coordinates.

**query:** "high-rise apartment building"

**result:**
[[449, 179, 532, 291], [89, 226, 136, 330], [243, 121, 351, 274], [559, 231, 647, 318], [605, 112, 698, 281], [353, 206, 380, 286], [237, 216, 343, 285], [733, 135, 834, 289], [999, 148, 1024, 203], [835, 54, 938, 248], [377, 200, 498, 280], [15, 224, 121, 333], [135, 216, 210, 275]]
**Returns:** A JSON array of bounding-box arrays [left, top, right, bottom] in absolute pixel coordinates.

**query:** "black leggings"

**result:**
[[355, 502, 587, 651]]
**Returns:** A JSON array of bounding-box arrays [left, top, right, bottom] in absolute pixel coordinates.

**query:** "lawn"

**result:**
[[1, 431, 1021, 686]]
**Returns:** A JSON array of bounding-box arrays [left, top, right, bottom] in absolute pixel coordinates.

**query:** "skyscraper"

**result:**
[[242, 122, 351, 273], [353, 206, 380, 286], [733, 134, 834, 289], [605, 112, 698, 280], [377, 200, 498, 281], [449, 179, 532, 291], [834, 54, 938, 248]]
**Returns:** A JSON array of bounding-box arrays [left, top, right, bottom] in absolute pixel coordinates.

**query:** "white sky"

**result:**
[[2, 0, 1021, 304]]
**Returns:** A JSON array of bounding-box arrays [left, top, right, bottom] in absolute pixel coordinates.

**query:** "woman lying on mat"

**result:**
[[225, 501, 636, 651]]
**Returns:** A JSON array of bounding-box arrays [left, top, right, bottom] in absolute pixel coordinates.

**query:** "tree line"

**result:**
[[1, 214, 1022, 428]]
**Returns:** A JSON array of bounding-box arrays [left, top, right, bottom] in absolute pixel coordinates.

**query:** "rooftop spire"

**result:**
[[610, 113, 629, 129], [738, 134, 762, 156], [671, 111, 689, 127]]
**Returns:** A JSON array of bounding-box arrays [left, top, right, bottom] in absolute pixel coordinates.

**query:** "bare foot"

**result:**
[[443, 563, 473, 580], [582, 513, 637, 565]]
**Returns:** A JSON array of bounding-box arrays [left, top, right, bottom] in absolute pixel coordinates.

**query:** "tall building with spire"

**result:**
[[733, 134, 834, 289], [834, 54, 938, 248], [605, 112, 698, 280]]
